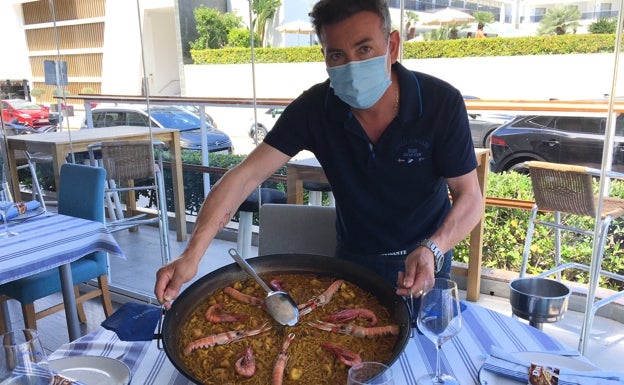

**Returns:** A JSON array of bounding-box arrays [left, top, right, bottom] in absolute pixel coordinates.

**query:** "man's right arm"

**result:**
[[154, 142, 292, 307]]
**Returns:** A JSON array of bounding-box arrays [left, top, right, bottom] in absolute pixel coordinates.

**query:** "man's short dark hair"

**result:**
[[309, 0, 391, 44]]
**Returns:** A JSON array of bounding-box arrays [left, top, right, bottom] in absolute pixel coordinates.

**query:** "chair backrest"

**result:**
[[99, 140, 156, 180], [527, 161, 595, 217], [58, 163, 106, 223], [258, 203, 337, 257]]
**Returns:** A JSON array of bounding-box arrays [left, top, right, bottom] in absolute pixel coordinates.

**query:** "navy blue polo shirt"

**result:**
[[264, 62, 477, 255]]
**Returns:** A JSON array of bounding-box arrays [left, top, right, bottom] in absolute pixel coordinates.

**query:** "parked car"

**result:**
[[248, 107, 285, 143], [1, 99, 51, 127], [82, 105, 233, 153], [247, 105, 510, 147], [490, 114, 624, 173], [469, 113, 513, 148]]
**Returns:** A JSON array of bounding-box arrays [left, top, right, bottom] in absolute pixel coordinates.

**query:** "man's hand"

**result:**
[[154, 255, 199, 309], [395, 246, 435, 297]]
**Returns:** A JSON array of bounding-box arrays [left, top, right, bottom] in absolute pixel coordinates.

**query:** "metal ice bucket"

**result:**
[[509, 277, 570, 329]]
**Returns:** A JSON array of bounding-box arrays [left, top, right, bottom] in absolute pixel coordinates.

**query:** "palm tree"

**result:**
[[405, 10, 419, 40], [252, 0, 282, 47], [537, 6, 581, 35], [472, 11, 495, 27], [588, 17, 617, 34]]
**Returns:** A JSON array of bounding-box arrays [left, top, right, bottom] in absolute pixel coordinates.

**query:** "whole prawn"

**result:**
[[183, 322, 271, 356], [204, 303, 248, 323], [223, 286, 263, 306], [321, 342, 362, 366], [235, 345, 256, 377], [308, 321, 399, 338], [272, 333, 295, 385], [325, 308, 378, 326], [298, 280, 344, 316]]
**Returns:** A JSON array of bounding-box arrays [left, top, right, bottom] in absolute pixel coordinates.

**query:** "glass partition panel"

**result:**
[[3, 0, 624, 301]]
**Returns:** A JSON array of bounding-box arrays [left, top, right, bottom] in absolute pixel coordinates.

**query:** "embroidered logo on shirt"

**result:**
[[397, 147, 425, 164]]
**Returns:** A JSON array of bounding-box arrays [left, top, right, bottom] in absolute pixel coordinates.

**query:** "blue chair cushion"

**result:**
[[0, 252, 107, 305]]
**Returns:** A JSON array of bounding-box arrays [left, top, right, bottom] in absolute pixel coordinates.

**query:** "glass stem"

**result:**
[[434, 343, 443, 383]]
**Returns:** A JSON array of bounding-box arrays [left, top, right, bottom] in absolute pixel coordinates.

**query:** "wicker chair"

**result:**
[[520, 161, 624, 353], [88, 140, 171, 264]]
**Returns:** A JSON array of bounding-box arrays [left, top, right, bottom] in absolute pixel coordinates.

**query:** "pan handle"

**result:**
[[155, 305, 166, 349]]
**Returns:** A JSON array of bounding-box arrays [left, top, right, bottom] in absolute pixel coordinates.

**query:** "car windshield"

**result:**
[[149, 108, 201, 131], [9, 100, 42, 110]]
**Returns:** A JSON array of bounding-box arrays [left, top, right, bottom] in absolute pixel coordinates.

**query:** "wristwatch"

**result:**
[[419, 239, 445, 274]]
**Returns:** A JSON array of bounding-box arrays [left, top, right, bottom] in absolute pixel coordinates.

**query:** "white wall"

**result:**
[[0, 3, 31, 80], [101, 0, 144, 95], [184, 54, 624, 101]]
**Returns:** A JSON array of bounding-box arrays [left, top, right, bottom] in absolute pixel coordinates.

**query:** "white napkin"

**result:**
[[482, 346, 624, 385]]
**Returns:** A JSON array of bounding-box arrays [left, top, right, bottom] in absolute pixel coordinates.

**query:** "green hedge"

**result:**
[[190, 34, 618, 64], [455, 171, 624, 290]]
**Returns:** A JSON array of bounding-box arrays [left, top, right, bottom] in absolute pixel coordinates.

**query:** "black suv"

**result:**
[[490, 114, 624, 173]]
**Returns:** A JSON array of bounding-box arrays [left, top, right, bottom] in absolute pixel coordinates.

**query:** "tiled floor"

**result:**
[[6, 224, 624, 372]]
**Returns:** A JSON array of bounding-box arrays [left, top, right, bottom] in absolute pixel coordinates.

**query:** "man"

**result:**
[[155, 0, 483, 308]]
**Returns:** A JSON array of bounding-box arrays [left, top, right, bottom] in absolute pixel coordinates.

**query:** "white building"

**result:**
[[0, 0, 619, 102]]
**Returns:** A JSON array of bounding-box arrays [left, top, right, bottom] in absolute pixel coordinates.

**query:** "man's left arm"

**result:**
[[397, 170, 483, 296]]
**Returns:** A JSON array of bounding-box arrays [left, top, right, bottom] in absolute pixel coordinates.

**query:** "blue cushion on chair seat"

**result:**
[[0, 252, 107, 305]]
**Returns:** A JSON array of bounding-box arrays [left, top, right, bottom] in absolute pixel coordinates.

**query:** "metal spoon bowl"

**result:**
[[228, 248, 299, 326]]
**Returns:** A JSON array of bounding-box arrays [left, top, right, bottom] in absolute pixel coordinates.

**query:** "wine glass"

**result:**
[[347, 362, 394, 385], [416, 278, 462, 385], [0, 182, 17, 238], [0, 329, 54, 384]]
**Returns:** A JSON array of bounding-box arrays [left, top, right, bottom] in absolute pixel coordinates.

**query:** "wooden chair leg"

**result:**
[[22, 303, 37, 330], [98, 275, 114, 317], [74, 286, 87, 323], [0, 296, 8, 334]]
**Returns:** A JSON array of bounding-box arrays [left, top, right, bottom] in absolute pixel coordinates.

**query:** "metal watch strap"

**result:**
[[419, 239, 444, 274]]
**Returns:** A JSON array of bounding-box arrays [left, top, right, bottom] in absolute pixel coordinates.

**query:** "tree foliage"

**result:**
[[190, 6, 243, 49], [252, 0, 282, 47], [589, 17, 618, 34], [472, 11, 495, 26], [228, 28, 260, 48], [537, 5, 581, 36]]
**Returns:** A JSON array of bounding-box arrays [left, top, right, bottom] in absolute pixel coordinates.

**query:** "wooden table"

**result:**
[[5, 126, 187, 241], [286, 148, 490, 302]]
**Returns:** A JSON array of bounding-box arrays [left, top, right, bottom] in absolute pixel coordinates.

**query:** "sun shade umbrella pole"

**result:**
[[199, 107, 210, 196], [579, 0, 624, 354], [248, 1, 262, 210]]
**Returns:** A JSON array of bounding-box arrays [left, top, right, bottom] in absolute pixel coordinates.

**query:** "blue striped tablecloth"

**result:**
[[0, 211, 125, 285], [48, 301, 589, 385]]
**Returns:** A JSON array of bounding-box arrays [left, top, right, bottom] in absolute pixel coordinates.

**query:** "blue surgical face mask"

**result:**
[[326, 43, 391, 109]]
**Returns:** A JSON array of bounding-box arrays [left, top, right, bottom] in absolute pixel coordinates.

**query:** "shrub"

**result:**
[[455, 171, 624, 290]]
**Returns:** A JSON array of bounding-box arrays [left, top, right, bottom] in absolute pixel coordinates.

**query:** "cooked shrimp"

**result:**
[[307, 321, 399, 338], [272, 333, 295, 385], [183, 323, 272, 356], [325, 308, 378, 326], [205, 303, 248, 323], [223, 286, 263, 306], [235, 346, 256, 377], [298, 280, 344, 316], [269, 279, 285, 291], [321, 342, 362, 366]]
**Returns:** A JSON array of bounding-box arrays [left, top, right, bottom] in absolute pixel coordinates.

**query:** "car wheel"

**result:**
[[507, 161, 530, 174], [252, 126, 268, 143]]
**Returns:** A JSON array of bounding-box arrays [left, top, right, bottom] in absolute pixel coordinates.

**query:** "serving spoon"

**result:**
[[228, 248, 300, 326]]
